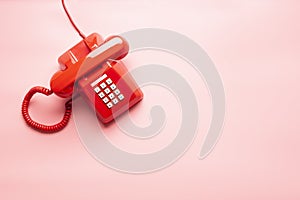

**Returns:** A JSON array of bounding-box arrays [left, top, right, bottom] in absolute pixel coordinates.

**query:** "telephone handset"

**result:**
[[21, 0, 143, 132]]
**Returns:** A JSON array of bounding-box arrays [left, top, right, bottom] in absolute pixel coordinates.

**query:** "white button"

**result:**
[[108, 93, 115, 99], [112, 98, 119, 105], [100, 82, 107, 89], [94, 86, 101, 93], [104, 88, 110, 94], [106, 78, 113, 85], [114, 89, 120, 95], [118, 94, 124, 101], [103, 97, 109, 103], [107, 102, 113, 109], [110, 84, 117, 90], [98, 92, 105, 98]]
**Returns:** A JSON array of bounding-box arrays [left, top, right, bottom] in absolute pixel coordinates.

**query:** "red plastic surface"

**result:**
[[77, 61, 143, 123], [50, 33, 103, 98]]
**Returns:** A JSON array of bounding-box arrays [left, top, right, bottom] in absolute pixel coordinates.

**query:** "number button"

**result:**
[[106, 78, 113, 85], [100, 82, 107, 89], [108, 93, 115, 99], [112, 98, 119, 105], [114, 89, 120, 95], [118, 94, 124, 101], [94, 86, 101, 93], [103, 97, 109, 103], [107, 102, 113, 109], [98, 92, 105, 98], [110, 84, 117, 90], [104, 88, 110, 94]]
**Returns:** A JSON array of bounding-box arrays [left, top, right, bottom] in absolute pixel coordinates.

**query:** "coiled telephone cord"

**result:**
[[22, 86, 72, 133]]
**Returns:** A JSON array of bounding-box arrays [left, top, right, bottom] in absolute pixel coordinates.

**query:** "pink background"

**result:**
[[1, 0, 299, 199]]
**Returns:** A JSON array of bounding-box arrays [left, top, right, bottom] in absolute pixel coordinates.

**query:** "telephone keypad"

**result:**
[[92, 73, 124, 109]]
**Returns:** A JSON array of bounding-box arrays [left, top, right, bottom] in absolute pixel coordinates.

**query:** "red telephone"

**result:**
[[22, 0, 143, 132], [51, 34, 143, 123]]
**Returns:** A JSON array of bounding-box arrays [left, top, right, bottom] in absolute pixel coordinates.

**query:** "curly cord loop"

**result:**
[[21, 86, 72, 133]]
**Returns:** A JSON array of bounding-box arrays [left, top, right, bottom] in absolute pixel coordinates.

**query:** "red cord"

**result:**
[[22, 86, 72, 133], [62, 0, 86, 39], [21, 1, 85, 132]]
